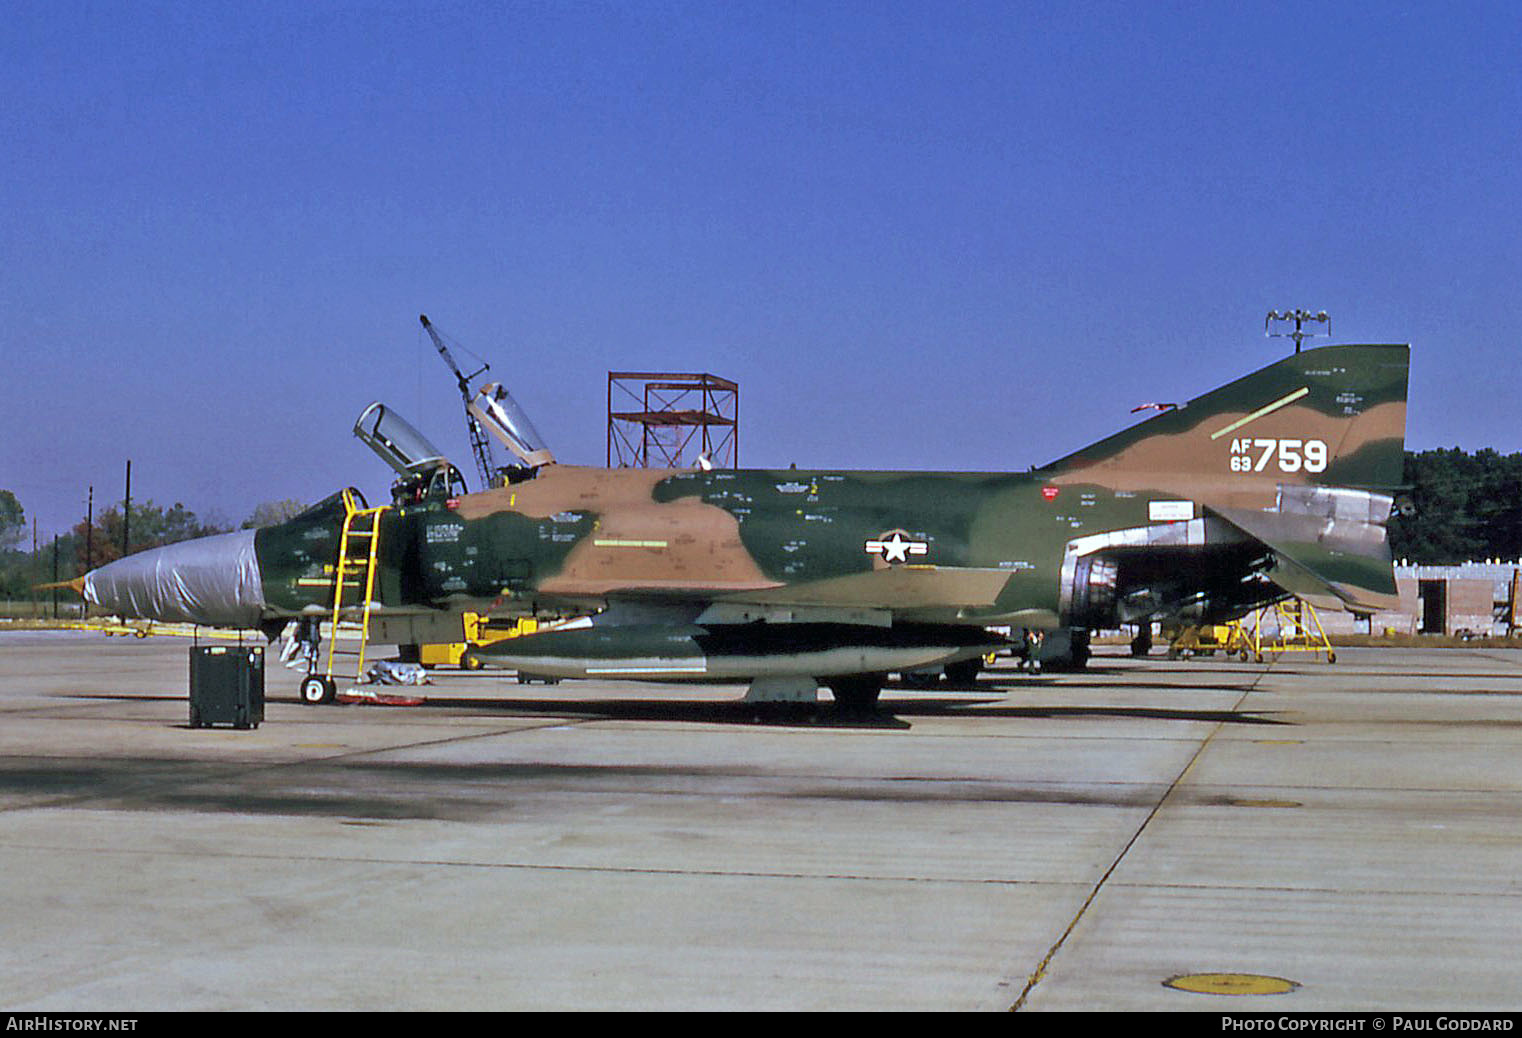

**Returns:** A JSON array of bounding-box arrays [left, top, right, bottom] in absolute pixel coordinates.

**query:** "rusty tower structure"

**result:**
[[606, 372, 739, 469]]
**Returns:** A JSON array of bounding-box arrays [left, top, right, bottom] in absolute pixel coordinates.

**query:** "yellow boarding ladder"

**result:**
[[322, 488, 389, 688]]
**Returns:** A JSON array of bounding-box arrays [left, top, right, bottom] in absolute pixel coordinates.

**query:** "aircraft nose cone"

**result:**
[[83, 529, 266, 628]]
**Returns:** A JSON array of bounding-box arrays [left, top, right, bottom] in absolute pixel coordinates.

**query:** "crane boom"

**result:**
[[420, 313, 486, 395], [419, 313, 499, 489]]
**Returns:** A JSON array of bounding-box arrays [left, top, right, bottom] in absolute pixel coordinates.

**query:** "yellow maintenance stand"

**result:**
[[1225, 598, 1336, 663], [1165, 598, 1336, 663]]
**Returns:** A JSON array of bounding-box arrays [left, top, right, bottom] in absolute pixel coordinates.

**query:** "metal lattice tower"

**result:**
[[607, 372, 739, 469]]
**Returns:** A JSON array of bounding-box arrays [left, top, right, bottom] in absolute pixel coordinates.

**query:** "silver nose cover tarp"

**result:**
[[83, 529, 266, 628]]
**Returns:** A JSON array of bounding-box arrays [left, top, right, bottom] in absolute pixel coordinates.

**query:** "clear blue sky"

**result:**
[[3, 1, 1518, 538]]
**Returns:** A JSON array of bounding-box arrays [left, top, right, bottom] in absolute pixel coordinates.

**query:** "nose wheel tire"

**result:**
[[300, 675, 337, 704]]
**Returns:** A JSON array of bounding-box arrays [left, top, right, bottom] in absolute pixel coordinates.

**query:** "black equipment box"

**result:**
[[189, 645, 265, 730]]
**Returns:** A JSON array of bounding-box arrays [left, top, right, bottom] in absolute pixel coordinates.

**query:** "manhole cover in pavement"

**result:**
[[1164, 973, 1300, 996]]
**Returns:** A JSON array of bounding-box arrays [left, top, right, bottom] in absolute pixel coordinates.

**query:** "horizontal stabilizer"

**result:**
[[1213, 489, 1399, 615]]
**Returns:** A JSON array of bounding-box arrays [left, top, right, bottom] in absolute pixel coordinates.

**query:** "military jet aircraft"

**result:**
[[82, 342, 1409, 709]]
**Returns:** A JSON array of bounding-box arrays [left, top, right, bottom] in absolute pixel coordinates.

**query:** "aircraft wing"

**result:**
[[712, 566, 1012, 613], [594, 566, 1026, 628]]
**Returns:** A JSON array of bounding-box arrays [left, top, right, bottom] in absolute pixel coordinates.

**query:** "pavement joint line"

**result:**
[[1007, 659, 1277, 1011], [0, 839, 1102, 887], [290, 715, 605, 764], [1102, 881, 1522, 899], [7, 835, 1519, 899]]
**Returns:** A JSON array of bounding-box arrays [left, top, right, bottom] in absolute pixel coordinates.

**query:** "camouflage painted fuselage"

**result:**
[[85, 343, 1410, 691], [256, 465, 1243, 624], [256, 342, 1408, 626]]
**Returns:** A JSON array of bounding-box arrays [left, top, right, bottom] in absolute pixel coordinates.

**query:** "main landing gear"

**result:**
[[826, 674, 883, 712]]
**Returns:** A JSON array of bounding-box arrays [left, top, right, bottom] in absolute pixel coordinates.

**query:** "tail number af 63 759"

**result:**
[[1228, 437, 1328, 473]]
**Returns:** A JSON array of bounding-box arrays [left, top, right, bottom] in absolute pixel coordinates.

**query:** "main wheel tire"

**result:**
[[827, 674, 882, 711], [943, 658, 982, 685]]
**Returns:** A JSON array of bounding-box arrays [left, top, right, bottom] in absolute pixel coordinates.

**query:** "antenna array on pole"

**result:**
[[1265, 309, 1331, 353]]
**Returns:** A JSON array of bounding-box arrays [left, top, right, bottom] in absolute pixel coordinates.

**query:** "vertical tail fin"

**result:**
[[1045, 343, 1409, 492], [1046, 343, 1410, 614]]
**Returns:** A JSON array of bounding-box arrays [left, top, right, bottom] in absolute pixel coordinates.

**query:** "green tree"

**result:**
[[0, 490, 23, 552], [73, 500, 230, 570], [0, 491, 29, 600], [1388, 448, 1522, 564], [242, 499, 308, 529]]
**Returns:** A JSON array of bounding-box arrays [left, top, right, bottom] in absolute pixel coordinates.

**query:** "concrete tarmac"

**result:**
[[0, 630, 1519, 1012]]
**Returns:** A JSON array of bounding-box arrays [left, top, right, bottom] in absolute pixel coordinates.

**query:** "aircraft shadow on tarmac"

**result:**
[[362, 688, 1294, 729], [65, 679, 1293, 730]]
